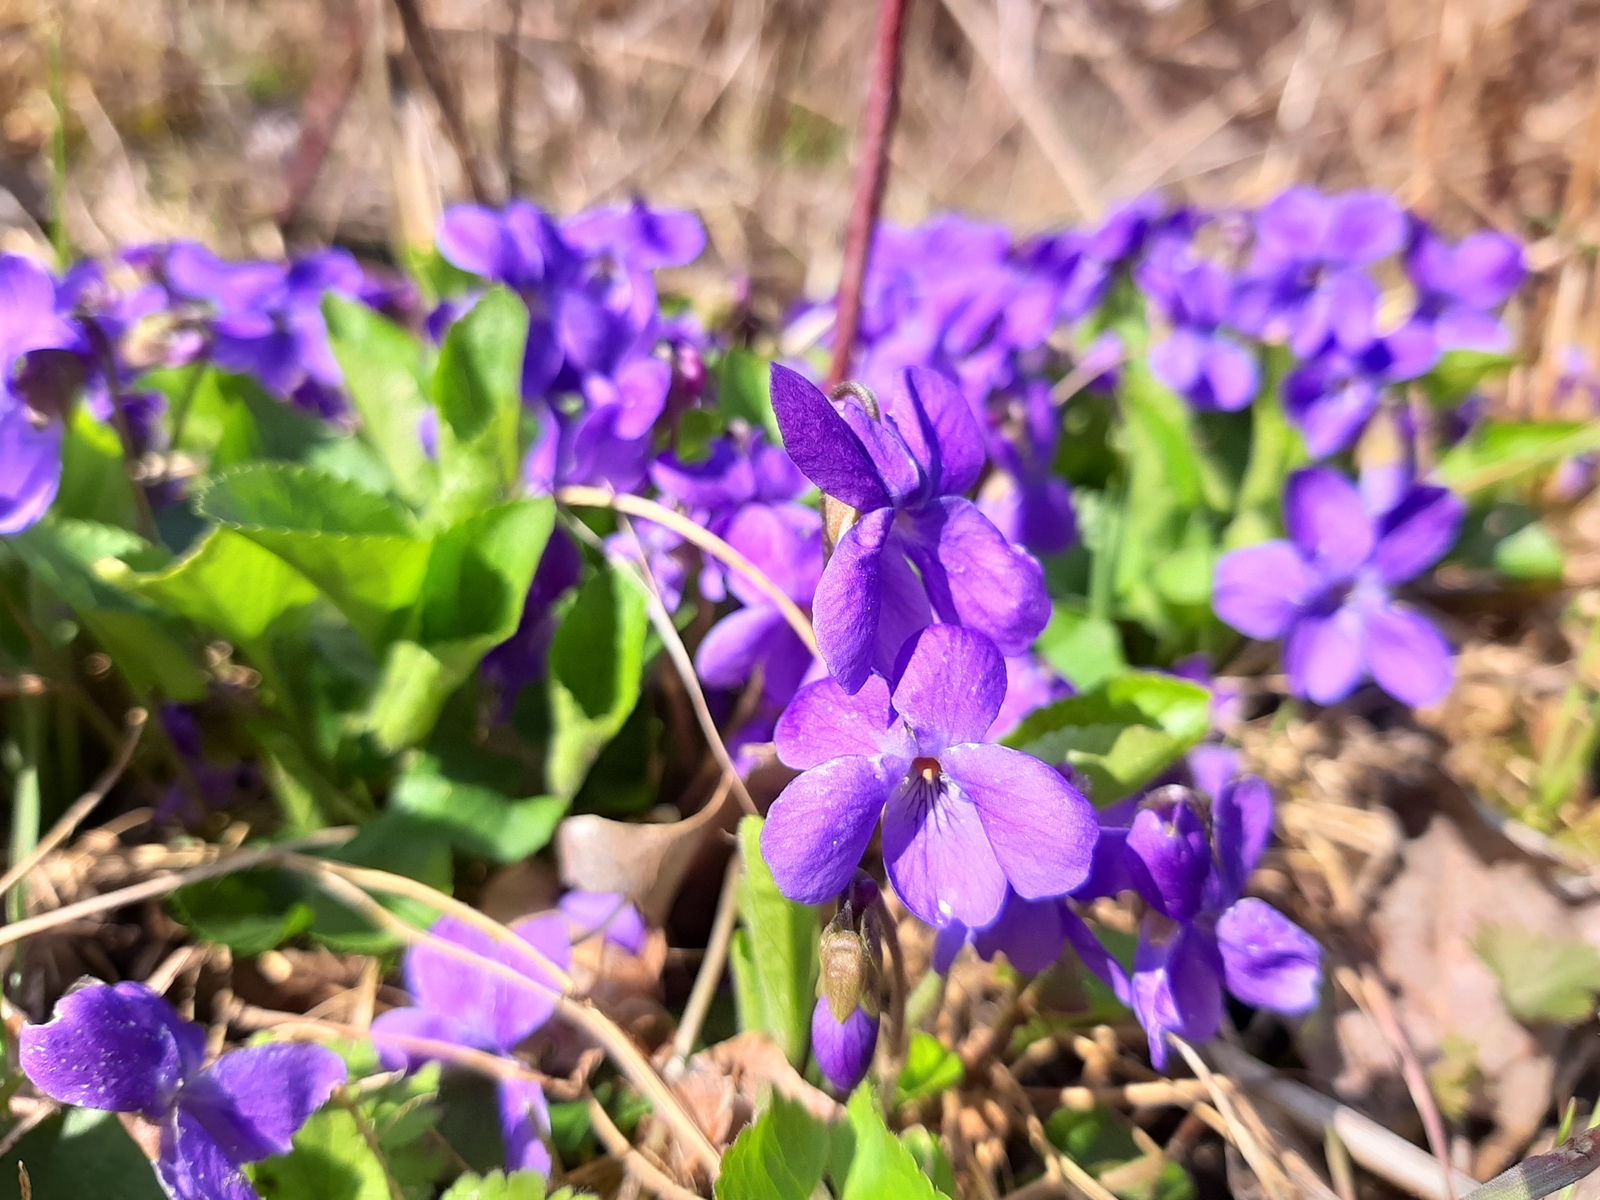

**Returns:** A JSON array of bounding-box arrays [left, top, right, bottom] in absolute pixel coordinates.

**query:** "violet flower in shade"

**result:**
[[1139, 254, 1259, 413], [978, 381, 1079, 556], [1234, 188, 1405, 357], [931, 884, 1129, 983], [0, 255, 88, 533], [370, 913, 571, 1173], [20, 980, 345, 1200], [1085, 780, 1320, 1069], [562, 200, 706, 272], [761, 624, 1097, 929], [1281, 325, 1437, 459], [481, 530, 584, 712], [558, 891, 649, 955], [769, 363, 1049, 693], [811, 1000, 878, 1093], [1405, 222, 1525, 354], [1213, 466, 1464, 707]]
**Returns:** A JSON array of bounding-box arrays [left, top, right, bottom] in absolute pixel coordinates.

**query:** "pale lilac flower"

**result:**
[[1213, 467, 1463, 706], [762, 624, 1096, 929]]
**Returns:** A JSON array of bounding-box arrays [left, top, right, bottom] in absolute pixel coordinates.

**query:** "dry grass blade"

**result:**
[[282, 857, 724, 1178], [556, 486, 818, 656], [585, 1089, 705, 1200], [1169, 1036, 1295, 1200], [387, 0, 489, 203], [0, 707, 146, 902], [667, 854, 742, 1077]]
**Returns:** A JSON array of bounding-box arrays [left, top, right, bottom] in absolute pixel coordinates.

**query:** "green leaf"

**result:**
[[433, 287, 529, 520], [442, 1172, 583, 1200], [54, 407, 138, 528], [1493, 520, 1565, 581], [716, 347, 782, 441], [1476, 925, 1600, 1024], [1004, 672, 1211, 803], [305, 814, 452, 953], [1035, 601, 1127, 692], [170, 870, 316, 955], [364, 497, 555, 752], [117, 525, 319, 650], [11, 521, 207, 700], [729, 815, 820, 1068], [1421, 349, 1518, 407], [391, 756, 568, 861], [900, 1126, 958, 1197], [894, 1033, 964, 1106], [0, 1107, 166, 1200], [544, 564, 650, 799], [254, 1068, 445, 1200], [1436, 421, 1600, 494], [324, 294, 438, 507], [198, 464, 432, 648], [1046, 1106, 1195, 1200], [835, 1086, 947, 1199], [714, 1094, 831, 1200]]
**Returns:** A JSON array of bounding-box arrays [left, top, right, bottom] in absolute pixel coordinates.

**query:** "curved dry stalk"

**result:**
[[0, 708, 146, 902], [607, 510, 757, 817], [0, 828, 356, 949], [555, 485, 819, 656], [291, 862, 723, 1178], [585, 1089, 706, 1200], [667, 854, 742, 1076]]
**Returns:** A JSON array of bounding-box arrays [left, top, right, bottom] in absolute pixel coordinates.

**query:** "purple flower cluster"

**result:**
[[20, 981, 345, 1200]]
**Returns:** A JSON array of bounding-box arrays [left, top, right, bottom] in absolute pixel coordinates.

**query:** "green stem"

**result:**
[[7, 698, 43, 925], [1088, 473, 1126, 623]]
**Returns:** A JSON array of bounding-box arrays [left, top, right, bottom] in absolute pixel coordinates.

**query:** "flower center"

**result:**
[[911, 756, 941, 783]]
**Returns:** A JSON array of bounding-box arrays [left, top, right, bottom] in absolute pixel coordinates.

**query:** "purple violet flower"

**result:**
[[1140, 253, 1259, 413], [1405, 222, 1525, 354], [770, 363, 1048, 693], [20, 980, 345, 1200], [811, 1000, 878, 1093], [1213, 466, 1464, 706], [978, 381, 1079, 556], [370, 913, 571, 1173], [1234, 189, 1405, 357], [1085, 780, 1320, 1068], [761, 624, 1097, 929], [1282, 325, 1437, 458], [558, 891, 649, 956]]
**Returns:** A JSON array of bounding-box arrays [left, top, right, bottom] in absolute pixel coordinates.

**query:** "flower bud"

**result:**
[[819, 925, 878, 1023], [811, 996, 879, 1093]]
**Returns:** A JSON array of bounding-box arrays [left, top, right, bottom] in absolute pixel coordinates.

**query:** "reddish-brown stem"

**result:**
[[278, 0, 365, 227], [389, 0, 491, 204], [826, 0, 912, 392]]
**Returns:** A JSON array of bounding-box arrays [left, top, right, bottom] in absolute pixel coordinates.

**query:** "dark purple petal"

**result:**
[[1283, 468, 1375, 575], [890, 624, 1006, 753], [696, 605, 785, 691], [183, 1042, 344, 1162], [972, 892, 1067, 975], [903, 497, 1049, 657], [881, 367, 985, 496], [1062, 909, 1131, 1005], [1253, 189, 1332, 265], [932, 923, 967, 973], [883, 775, 1009, 928], [774, 672, 907, 770], [871, 530, 937, 676], [1186, 745, 1241, 801], [1359, 599, 1453, 707], [497, 1075, 553, 1174], [20, 981, 195, 1116], [607, 356, 672, 439], [157, 1109, 257, 1200], [1210, 775, 1274, 908], [1283, 607, 1365, 704], [1132, 923, 1224, 1071], [763, 755, 897, 906], [1371, 485, 1463, 584], [369, 1007, 476, 1072], [940, 742, 1097, 902], [1211, 542, 1318, 639], [558, 891, 649, 955], [837, 399, 922, 504], [1217, 898, 1320, 1012], [988, 653, 1072, 741], [769, 364, 892, 512], [811, 506, 895, 694], [1125, 802, 1210, 922], [1284, 359, 1381, 459], [403, 913, 571, 1052], [811, 998, 878, 1092]]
